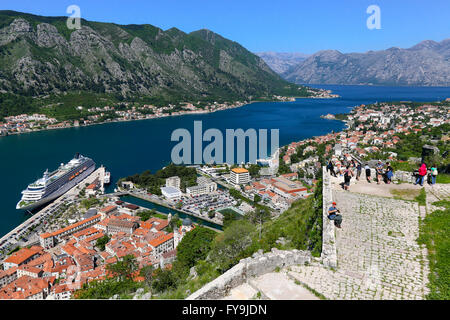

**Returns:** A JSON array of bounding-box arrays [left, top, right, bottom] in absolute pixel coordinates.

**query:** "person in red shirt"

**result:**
[[414, 163, 427, 186]]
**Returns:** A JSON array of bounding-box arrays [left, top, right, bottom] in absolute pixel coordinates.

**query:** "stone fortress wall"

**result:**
[[186, 248, 312, 300], [321, 167, 337, 268]]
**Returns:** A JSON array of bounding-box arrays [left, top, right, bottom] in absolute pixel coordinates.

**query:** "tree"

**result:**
[[106, 254, 138, 281], [228, 188, 242, 200], [169, 213, 181, 230], [245, 208, 271, 225], [222, 210, 239, 228], [137, 210, 153, 221], [175, 227, 217, 270], [139, 264, 154, 286], [151, 268, 177, 293], [95, 235, 110, 251], [248, 164, 261, 178], [210, 220, 256, 272], [278, 159, 291, 175]]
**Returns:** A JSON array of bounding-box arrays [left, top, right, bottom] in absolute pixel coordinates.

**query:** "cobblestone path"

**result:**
[[286, 189, 431, 300], [216, 177, 449, 300]]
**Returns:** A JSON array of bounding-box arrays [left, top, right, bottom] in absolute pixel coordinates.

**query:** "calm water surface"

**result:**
[[1, 85, 449, 237]]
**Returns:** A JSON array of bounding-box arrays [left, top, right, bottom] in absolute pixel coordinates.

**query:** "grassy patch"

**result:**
[[254, 180, 323, 257], [391, 161, 416, 172], [418, 207, 450, 300], [436, 174, 450, 184], [415, 188, 427, 206], [388, 230, 404, 237], [390, 188, 421, 201], [432, 200, 450, 209], [292, 279, 327, 300]]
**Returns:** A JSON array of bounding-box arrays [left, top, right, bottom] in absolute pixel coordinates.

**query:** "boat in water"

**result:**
[[16, 153, 96, 211]]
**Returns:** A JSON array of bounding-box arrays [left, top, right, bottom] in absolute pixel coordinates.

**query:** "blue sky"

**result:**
[[1, 0, 449, 53]]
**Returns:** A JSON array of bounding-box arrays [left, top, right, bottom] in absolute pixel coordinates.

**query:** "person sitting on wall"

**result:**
[[328, 201, 342, 228]]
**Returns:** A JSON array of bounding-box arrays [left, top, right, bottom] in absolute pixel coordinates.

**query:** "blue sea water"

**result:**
[[0, 85, 449, 237]]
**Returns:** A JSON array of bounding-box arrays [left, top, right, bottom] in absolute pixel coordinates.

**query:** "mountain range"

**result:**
[[255, 52, 310, 74], [258, 39, 450, 86], [0, 10, 314, 106]]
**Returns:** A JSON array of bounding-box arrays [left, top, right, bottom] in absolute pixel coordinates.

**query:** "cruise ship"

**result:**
[[16, 153, 96, 211]]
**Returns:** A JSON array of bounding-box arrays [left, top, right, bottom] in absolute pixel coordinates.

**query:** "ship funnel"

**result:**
[[75, 152, 80, 159]]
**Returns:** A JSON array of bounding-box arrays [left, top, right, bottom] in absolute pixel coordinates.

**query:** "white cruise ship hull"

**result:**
[[16, 163, 95, 211]]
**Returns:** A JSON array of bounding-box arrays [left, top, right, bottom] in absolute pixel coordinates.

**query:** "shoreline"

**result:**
[[0, 94, 339, 138], [0, 93, 341, 242]]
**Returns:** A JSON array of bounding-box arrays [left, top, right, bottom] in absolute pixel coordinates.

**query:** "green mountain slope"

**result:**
[[0, 10, 317, 110]]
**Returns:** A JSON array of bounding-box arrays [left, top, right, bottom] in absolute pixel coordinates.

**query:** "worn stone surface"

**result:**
[[288, 186, 431, 300], [249, 272, 319, 300], [425, 183, 450, 213], [221, 283, 259, 300], [186, 249, 312, 300]]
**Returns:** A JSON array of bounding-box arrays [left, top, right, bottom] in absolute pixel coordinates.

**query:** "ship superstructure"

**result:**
[[16, 153, 95, 210]]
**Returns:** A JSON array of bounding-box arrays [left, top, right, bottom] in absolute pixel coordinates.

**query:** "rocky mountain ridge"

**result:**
[[259, 39, 450, 86], [255, 52, 310, 74], [0, 10, 313, 103]]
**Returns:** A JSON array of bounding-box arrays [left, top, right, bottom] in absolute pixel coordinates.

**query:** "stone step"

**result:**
[[248, 272, 320, 300], [221, 283, 259, 300]]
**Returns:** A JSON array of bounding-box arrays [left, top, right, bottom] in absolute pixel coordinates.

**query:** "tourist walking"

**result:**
[[385, 162, 394, 184], [327, 160, 336, 177], [365, 163, 371, 183], [430, 165, 438, 185], [330, 162, 337, 177], [414, 163, 427, 186], [328, 201, 342, 228], [356, 162, 362, 181], [376, 160, 384, 184], [343, 166, 353, 191]]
